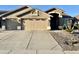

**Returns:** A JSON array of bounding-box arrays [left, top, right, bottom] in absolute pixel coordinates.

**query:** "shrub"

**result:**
[[66, 29, 73, 32]]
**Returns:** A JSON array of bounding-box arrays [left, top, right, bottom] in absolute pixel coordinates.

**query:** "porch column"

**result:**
[[47, 18, 51, 30], [17, 18, 21, 30], [2, 18, 6, 30]]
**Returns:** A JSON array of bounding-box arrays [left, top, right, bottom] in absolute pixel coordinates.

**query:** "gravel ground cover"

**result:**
[[50, 31, 79, 51]]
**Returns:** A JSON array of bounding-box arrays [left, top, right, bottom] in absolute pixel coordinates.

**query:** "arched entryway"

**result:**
[[50, 13, 60, 30]]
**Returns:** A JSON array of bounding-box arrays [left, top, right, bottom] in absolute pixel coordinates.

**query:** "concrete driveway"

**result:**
[[0, 30, 64, 54]]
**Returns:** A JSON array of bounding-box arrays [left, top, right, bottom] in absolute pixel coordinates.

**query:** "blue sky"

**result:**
[[0, 5, 79, 17]]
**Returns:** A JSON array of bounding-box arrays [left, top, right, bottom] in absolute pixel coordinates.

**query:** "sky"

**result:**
[[0, 5, 79, 17]]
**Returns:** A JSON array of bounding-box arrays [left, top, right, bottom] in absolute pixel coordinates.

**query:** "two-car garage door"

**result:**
[[23, 19, 48, 31]]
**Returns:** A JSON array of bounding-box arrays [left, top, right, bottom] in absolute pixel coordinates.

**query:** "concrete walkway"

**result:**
[[0, 30, 71, 54]]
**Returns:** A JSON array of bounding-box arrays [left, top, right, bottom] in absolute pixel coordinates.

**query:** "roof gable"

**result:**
[[0, 10, 8, 15], [0, 6, 50, 19], [20, 9, 50, 19], [17, 9, 34, 17], [0, 6, 31, 18], [75, 15, 79, 20], [46, 8, 64, 13]]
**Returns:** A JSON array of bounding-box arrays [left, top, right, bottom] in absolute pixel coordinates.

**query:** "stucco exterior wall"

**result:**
[[21, 10, 50, 19], [47, 9, 63, 17]]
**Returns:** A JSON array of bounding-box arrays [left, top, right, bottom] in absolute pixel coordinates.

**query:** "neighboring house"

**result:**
[[0, 6, 50, 31], [46, 8, 73, 30], [0, 10, 8, 29], [72, 15, 79, 29], [75, 15, 79, 24]]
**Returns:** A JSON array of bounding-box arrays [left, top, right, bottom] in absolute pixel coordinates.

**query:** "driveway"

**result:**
[[0, 30, 64, 54]]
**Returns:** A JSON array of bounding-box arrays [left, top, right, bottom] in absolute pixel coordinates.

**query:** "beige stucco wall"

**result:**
[[47, 9, 63, 17], [21, 10, 50, 19]]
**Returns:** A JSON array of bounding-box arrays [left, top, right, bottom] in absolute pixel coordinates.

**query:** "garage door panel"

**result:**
[[23, 19, 48, 31]]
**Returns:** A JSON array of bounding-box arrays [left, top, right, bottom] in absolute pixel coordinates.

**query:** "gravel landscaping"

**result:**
[[50, 31, 79, 51]]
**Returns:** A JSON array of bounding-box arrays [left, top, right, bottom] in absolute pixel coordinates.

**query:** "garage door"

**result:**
[[7, 19, 19, 30], [23, 19, 48, 31]]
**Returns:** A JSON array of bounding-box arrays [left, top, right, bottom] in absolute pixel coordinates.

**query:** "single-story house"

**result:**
[[0, 6, 73, 31], [0, 6, 50, 31]]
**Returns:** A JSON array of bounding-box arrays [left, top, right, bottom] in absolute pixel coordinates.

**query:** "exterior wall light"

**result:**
[[17, 18, 21, 20], [2, 18, 6, 20]]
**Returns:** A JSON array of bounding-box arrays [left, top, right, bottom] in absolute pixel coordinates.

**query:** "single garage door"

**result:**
[[23, 19, 48, 31], [6, 19, 19, 30]]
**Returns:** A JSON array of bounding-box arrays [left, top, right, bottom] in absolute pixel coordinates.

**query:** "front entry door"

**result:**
[[50, 13, 59, 30]]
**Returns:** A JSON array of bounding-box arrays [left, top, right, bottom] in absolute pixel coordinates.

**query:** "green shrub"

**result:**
[[66, 29, 73, 32]]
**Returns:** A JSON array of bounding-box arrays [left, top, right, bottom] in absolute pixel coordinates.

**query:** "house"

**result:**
[[0, 6, 50, 31], [75, 15, 79, 24], [46, 8, 73, 30], [72, 15, 79, 29], [0, 6, 73, 31]]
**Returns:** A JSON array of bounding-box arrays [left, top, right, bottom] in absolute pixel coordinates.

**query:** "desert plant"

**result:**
[[66, 28, 73, 32], [75, 24, 79, 29]]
